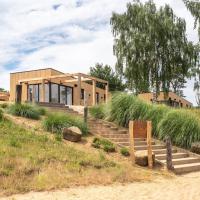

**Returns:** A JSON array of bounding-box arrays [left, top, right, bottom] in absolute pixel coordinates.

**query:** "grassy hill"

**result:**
[[0, 111, 167, 196]]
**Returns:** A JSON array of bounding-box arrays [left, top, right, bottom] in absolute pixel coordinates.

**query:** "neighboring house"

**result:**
[[10, 68, 109, 106], [0, 91, 10, 101], [138, 92, 192, 108]]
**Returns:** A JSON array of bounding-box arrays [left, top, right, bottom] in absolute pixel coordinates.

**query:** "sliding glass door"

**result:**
[[60, 85, 73, 105]]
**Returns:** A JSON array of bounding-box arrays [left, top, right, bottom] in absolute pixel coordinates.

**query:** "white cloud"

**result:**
[[0, 0, 198, 105]]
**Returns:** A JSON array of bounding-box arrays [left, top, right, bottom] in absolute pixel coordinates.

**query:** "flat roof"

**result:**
[[10, 67, 64, 75]]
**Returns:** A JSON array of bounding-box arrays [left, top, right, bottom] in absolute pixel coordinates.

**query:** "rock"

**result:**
[[135, 150, 155, 167], [63, 126, 82, 142]]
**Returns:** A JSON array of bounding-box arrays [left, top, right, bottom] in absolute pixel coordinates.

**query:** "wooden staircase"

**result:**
[[88, 118, 200, 174]]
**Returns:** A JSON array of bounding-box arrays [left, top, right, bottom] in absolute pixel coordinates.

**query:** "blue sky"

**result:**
[[0, 0, 198, 104]]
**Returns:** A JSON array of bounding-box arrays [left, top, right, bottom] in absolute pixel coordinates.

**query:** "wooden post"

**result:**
[[84, 106, 88, 124], [92, 80, 96, 106], [105, 83, 109, 103], [147, 121, 153, 168], [129, 121, 135, 165], [77, 73, 82, 105], [32, 86, 35, 103], [41, 79, 45, 102], [166, 136, 174, 170]]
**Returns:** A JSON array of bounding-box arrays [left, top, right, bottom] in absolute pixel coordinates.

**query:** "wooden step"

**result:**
[[152, 148, 177, 155], [174, 162, 200, 174], [159, 157, 200, 165], [110, 127, 118, 131], [117, 129, 128, 134], [100, 134, 129, 138], [114, 141, 155, 146], [110, 138, 129, 142], [156, 152, 188, 160], [135, 145, 165, 151]]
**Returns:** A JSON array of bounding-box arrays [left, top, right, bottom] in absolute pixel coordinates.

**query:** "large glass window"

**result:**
[[51, 83, 59, 103], [60, 86, 66, 104]]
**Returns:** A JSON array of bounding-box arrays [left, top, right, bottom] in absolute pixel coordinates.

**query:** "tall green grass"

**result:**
[[158, 110, 200, 148], [43, 112, 88, 135], [89, 104, 105, 119], [0, 109, 3, 121], [7, 103, 47, 120], [8, 103, 40, 120], [90, 93, 200, 149]]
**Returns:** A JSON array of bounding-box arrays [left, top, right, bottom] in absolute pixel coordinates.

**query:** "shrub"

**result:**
[[92, 137, 116, 152], [89, 104, 105, 119], [103, 143, 116, 152], [120, 147, 130, 156], [8, 103, 40, 120], [0, 103, 8, 109], [43, 112, 88, 135], [92, 137, 101, 148], [0, 109, 3, 121], [191, 142, 200, 154]]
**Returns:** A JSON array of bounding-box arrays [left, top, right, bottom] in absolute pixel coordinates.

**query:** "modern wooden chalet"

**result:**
[[10, 68, 109, 106]]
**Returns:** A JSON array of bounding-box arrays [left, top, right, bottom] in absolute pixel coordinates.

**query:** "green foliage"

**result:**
[[43, 112, 88, 135], [89, 104, 106, 119], [183, 0, 200, 38], [9, 137, 21, 148], [8, 103, 40, 120], [0, 103, 9, 109], [36, 106, 46, 116], [143, 105, 170, 137], [93, 93, 200, 149], [191, 142, 200, 154], [92, 137, 116, 152], [89, 63, 125, 91], [111, 1, 197, 94], [120, 147, 130, 157], [0, 88, 7, 92], [158, 110, 200, 148], [0, 109, 3, 121], [109, 93, 149, 127]]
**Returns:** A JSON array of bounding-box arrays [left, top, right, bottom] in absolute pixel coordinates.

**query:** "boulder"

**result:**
[[63, 126, 82, 142], [135, 150, 155, 167]]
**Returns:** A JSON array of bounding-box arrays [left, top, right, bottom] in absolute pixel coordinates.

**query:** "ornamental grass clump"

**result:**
[[89, 104, 106, 119], [43, 112, 88, 135], [8, 103, 40, 120], [0, 109, 3, 121], [157, 110, 200, 148], [143, 104, 170, 137]]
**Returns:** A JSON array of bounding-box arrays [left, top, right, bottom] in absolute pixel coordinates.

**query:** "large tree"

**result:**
[[89, 63, 125, 91], [111, 0, 197, 95], [183, 0, 200, 39], [183, 0, 200, 95]]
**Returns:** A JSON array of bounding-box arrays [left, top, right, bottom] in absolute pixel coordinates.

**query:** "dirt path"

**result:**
[[1, 172, 200, 200]]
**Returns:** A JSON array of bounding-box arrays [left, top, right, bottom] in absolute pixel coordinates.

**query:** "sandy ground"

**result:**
[[1, 172, 200, 200]]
